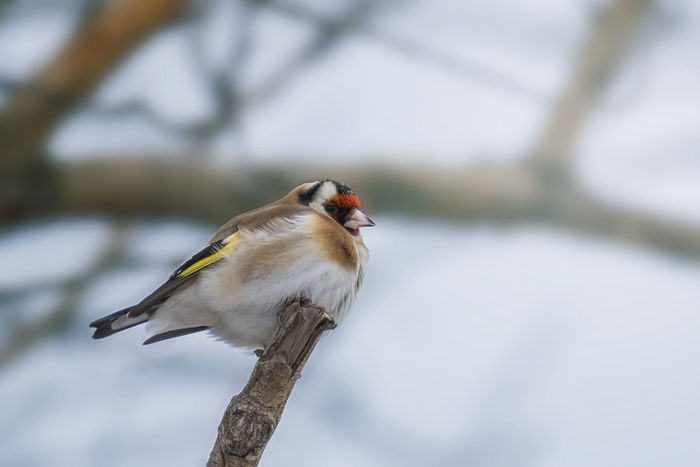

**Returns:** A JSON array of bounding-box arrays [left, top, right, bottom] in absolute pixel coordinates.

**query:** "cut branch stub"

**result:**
[[207, 299, 337, 467]]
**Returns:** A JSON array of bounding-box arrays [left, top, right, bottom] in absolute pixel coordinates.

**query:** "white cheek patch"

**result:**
[[311, 181, 337, 211]]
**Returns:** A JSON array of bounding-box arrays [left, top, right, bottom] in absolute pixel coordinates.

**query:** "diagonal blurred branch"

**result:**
[[546, 188, 700, 259], [0, 0, 190, 167], [87, 0, 256, 145], [180, 0, 253, 147], [79, 0, 549, 140], [530, 0, 652, 167], [0, 75, 23, 93], [267, 0, 549, 103], [0, 254, 163, 303], [79, 0, 385, 139], [0, 0, 191, 219], [243, 0, 384, 105], [0, 222, 130, 368]]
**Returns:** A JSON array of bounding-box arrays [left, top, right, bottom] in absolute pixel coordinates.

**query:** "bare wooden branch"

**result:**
[[207, 298, 337, 467]]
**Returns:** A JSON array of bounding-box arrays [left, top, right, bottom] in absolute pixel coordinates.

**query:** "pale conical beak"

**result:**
[[344, 208, 375, 229]]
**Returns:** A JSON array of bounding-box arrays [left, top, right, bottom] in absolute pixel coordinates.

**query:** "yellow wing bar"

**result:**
[[176, 232, 242, 278]]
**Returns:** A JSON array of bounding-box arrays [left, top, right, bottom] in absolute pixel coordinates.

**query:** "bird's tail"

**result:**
[[90, 306, 148, 339]]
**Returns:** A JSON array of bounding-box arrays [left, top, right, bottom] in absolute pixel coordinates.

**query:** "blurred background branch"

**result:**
[[530, 0, 652, 166], [0, 0, 190, 219], [0, 221, 130, 367]]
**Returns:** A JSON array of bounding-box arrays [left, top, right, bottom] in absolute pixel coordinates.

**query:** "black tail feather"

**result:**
[[91, 308, 209, 344], [90, 306, 145, 339], [142, 326, 210, 345]]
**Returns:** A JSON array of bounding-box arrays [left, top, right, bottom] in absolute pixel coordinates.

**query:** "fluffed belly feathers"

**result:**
[[147, 250, 364, 349]]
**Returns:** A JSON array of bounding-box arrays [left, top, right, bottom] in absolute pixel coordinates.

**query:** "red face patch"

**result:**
[[333, 194, 362, 210]]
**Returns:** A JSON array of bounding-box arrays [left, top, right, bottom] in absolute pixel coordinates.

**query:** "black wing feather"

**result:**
[[126, 240, 224, 318], [169, 240, 224, 279]]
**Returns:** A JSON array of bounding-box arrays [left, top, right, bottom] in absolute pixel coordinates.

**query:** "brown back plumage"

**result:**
[[210, 184, 315, 243]]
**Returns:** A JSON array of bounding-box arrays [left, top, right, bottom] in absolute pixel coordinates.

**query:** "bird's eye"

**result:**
[[324, 204, 338, 215]]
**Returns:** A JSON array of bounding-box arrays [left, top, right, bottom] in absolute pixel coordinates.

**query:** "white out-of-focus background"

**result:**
[[2, 0, 700, 466]]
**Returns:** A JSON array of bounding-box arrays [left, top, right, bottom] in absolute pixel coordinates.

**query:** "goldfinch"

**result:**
[[90, 179, 374, 349]]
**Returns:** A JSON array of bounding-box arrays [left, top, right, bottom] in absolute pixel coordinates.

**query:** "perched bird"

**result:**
[[90, 179, 374, 349]]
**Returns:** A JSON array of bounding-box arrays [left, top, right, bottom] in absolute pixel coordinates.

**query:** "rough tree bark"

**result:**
[[207, 298, 337, 467]]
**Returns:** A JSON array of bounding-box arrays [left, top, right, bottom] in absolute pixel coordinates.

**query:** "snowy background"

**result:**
[[2, 0, 700, 466]]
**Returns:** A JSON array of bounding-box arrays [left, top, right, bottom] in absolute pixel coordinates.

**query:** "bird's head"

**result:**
[[295, 179, 375, 236]]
